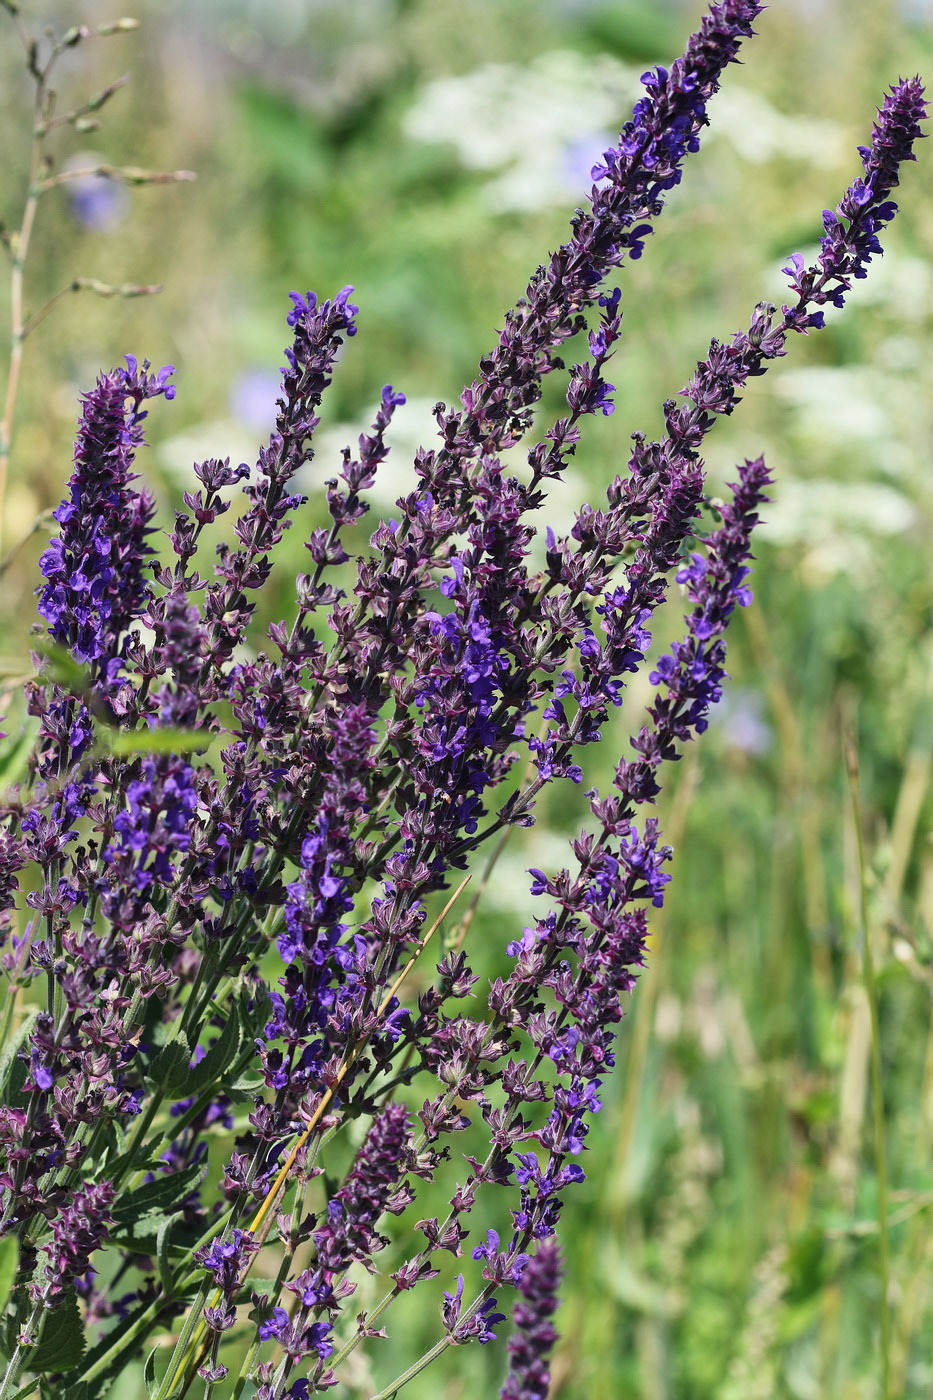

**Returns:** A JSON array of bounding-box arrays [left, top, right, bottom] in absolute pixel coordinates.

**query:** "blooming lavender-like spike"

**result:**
[[434, 0, 764, 488], [286, 2, 766, 896], [32, 1180, 114, 1309], [37, 357, 174, 667], [645, 455, 773, 755], [314, 1104, 414, 1274], [782, 76, 927, 316], [0, 10, 925, 1400], [206, 75, 926, 1392], [385, 458, 776, 1360], [500, 1241, 561, 1400], [202, 286, 359, 670], [0, 826, 23, 948]]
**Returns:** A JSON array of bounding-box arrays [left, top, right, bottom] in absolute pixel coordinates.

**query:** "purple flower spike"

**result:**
[[38, 358, 174, 667], [314, 1104, 414, 1276]]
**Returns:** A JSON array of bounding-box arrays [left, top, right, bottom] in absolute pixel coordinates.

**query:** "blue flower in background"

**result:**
[[64, 154, 129, 230]]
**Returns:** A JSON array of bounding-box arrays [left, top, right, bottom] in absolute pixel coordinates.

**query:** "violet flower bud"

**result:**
[[500, 1241, 562, 1400]]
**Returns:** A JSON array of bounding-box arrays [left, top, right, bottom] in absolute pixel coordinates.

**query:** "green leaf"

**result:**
[[225, 1074, 263, 1104], [236, 1277, 281, 1303], [0, 1010, 39, 1110], [0, 1236, 18, 1318], [156, 1218, 175, 1301], [103, 726, 214, 758], [30, 1290, 85, 1372], [186, 1011, 240, 1098], [36, 640, 90, 696], [143, 1348, 158, 1400], [88, 1119, 129, 1176], [237, 988, 271, 1039], [99, 1143, 162, 1181], [107, 1215, 202, 1261], [145, 1035, 191, 1095], [0, 719, 38, 791], [110, 1163, 204, 1232]]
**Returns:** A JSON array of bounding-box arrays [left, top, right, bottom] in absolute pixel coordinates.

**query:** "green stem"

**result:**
[[846, 733, 892, 1400], [0, 986, 17, 1059], [113, 983, 253, 1191], [174, 951, 212, 1043], [229, 1337, 262, 1400], [69, 1208, 235, 1392], [151, 1181, 259, 1400], [0, 1300, 46, 1400], [198, 1330, 222, 1400], [328, 1287, 400, 1374], [73, 1294, 169, 1390], [366, 1332, 458, 1400], [230, 1176, 309, 1397], [149, 1282, 210, 1400], [112, 1089, 166, 1189], [161, 1046, 257, 1147], [3, 1384, 38, 1400]]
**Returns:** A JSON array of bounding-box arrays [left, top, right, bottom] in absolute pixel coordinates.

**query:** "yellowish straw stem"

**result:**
[[170, 874, 472, 1397]]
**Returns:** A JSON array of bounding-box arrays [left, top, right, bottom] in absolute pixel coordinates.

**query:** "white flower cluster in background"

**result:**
[[705, 86, 844, 166], [402, 50, 642, 212], [762, 478, 916, 577]]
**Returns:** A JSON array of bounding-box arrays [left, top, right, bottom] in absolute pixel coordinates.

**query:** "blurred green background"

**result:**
[[1, 0, 931, 1396]]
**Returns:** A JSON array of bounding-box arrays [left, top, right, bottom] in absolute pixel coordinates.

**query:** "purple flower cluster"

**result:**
[[33, 1180, 114, 1309], [0, 6, 924, 1400], [37, 357, 174, 668]]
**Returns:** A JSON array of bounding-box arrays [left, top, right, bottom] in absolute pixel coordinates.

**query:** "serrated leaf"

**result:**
[[110, 1163, 204, 1231], [145, 1035, 191, 1094], [186, 1011, 240, 1098], [29, 1290, 85, 1372], [59, 1307, 142, 1399], [0, 1237, 18, 1317]]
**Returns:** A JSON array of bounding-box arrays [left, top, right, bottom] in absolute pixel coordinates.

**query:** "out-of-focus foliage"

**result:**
[[0, 0, 930, 1396]]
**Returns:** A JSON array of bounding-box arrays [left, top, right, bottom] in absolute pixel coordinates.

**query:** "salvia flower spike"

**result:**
[[0, 5, 925, 1400]]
